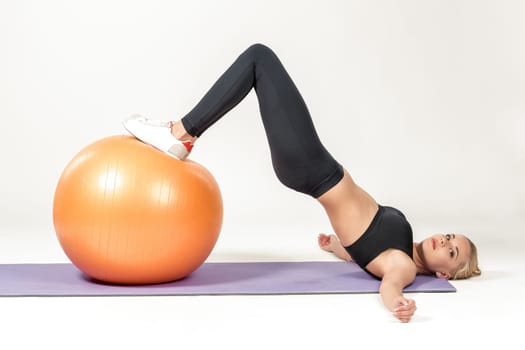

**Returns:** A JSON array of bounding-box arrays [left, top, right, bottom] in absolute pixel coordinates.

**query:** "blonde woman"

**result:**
[[124, 44, 481, 323]]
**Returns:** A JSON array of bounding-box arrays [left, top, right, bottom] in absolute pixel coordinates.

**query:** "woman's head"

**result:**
[[419, 233, 481, 280]]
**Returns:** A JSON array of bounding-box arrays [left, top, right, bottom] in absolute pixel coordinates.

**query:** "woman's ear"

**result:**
[[435, 271, 451, 279]]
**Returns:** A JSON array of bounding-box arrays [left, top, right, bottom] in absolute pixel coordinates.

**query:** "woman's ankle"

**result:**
[[170, 120, 197, 143]]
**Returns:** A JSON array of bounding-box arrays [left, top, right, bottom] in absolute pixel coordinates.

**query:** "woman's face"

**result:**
[[421, 233, 471, 279]]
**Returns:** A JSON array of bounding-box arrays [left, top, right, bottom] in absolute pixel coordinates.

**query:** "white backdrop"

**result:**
[[1, 0, 523, 254]]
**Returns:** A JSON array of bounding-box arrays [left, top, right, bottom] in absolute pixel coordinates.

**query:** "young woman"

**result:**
[[123, 43, 481, 323]]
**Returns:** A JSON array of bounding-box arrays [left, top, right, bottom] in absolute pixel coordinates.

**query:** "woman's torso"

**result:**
[[344, 205, 414, 278], [318, 169, 414, 278]]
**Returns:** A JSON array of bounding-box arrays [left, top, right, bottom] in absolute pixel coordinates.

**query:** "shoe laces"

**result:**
[[131, 114, 171, 128]]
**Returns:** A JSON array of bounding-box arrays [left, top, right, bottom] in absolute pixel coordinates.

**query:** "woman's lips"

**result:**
[[432, 238, 436, 250]]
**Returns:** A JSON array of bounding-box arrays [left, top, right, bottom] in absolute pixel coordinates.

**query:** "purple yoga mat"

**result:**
[[0, 261, 455, 296]]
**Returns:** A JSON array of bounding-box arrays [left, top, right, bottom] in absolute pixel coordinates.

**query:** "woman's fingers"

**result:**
[[393, 298, 416, 323], [317, 234, 332, 251]]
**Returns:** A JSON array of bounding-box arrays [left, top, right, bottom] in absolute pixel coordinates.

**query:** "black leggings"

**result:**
[[182, 44, 343, 198]]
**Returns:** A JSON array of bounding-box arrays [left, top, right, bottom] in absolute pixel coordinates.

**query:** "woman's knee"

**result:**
[[246, 43, 277, 62]]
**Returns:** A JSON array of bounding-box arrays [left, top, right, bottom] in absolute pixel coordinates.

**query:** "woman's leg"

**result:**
[[171, 43, 378, 244], [174, 43, 343, 198]]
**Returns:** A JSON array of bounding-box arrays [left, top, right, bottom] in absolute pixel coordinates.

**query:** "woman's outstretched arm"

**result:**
[[318, 234, 418, 322], [379, 257, 418, 323]]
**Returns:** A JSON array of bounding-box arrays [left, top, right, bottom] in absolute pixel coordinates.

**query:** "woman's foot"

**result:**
[[123, 114, 194, 160], [170, 120, 198, 144]]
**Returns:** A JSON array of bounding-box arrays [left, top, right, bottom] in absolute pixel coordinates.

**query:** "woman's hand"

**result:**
[[318, 233, 353, 261], [317, 233, 334, 252], [392, 296, 417, 323]]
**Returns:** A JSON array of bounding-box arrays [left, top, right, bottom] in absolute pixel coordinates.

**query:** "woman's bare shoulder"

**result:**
[[367, 249, 417, 281]]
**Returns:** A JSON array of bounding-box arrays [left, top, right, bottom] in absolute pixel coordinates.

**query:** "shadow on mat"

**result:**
[[79, 263, 275, 288]]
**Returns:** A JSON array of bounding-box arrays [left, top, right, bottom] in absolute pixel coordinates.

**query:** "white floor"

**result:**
[[1, 222, 523, 350]]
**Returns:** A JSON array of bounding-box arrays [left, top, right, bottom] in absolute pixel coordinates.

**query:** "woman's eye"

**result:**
[[449, 248, 454, 258], [445, 234, 451, 240]]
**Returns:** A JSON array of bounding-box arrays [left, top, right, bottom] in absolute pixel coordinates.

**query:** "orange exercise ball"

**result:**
[[53, 135, 223, 285]]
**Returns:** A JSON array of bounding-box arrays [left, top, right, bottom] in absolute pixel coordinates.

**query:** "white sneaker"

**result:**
[[123, 114, 193, 160]]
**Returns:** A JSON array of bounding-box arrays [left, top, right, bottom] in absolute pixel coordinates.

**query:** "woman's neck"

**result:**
[[413, 242, 432, 275]]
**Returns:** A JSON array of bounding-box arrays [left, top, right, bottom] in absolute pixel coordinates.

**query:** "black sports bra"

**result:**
[[344, 205, 413, 279]]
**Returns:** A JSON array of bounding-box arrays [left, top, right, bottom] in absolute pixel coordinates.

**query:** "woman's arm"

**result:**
[[379, 257, 418, 323], [319, 234, 417, 322], [318, 234, 353, 261]]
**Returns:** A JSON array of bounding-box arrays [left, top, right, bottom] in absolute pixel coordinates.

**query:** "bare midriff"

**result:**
[[317, 169, 379, 247]]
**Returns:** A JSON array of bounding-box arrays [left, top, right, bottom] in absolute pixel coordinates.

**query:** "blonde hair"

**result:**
[[451, 237, 481, 280]]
